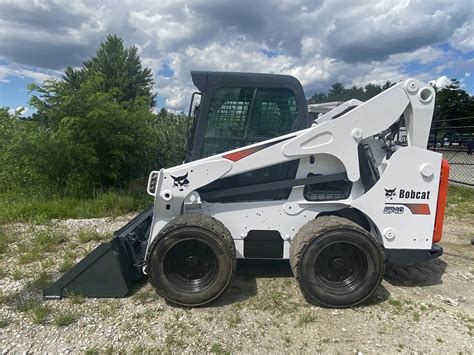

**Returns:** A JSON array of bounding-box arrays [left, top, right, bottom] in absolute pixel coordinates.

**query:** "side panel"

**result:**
[[352, 146, 442, 249]]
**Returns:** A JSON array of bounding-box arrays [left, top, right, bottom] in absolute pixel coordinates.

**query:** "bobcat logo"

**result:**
[[385, 188, 397, 200], [171, 173, 189, 191]]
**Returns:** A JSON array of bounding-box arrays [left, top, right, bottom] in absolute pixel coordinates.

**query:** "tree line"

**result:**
[[309, 79, 474, 128]]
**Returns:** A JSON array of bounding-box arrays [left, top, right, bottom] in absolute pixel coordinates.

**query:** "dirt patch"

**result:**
[[0, 215, 472, 353]]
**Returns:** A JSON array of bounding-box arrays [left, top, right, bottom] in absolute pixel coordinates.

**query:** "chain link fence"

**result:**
[[428, 117, 474, 187]]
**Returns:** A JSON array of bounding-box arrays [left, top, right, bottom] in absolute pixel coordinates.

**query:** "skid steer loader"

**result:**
[[44, 71, 449, 308]]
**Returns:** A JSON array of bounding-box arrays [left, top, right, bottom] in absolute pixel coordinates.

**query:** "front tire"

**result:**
[[148, 214, 236, 306], [290, 216, 383, 308]]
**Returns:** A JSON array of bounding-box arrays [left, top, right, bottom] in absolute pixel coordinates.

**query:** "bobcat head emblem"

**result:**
[[385, 188, 397, 199], [171, 173, 189, 191]]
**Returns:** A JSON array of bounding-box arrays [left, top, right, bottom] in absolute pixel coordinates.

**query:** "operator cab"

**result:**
[[186, 71, 310, 202], [187, 71, 309, 161]]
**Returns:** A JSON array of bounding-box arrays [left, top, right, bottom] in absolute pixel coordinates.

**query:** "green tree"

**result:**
[[1, 34, 185, 196], [84, 34, 155, 108], [434, 79, 474, 128]]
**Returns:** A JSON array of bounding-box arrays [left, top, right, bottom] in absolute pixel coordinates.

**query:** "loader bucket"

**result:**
[[43, 206, 153, 298]]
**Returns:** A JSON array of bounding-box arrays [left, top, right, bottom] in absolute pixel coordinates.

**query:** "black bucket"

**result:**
[[43, 206, 153, 298]]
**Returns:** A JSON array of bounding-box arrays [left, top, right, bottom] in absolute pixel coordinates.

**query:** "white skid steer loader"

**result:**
[[44, 71, 449, 308]]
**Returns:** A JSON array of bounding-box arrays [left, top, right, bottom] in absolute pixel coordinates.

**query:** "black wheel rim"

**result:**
[[314, 241, 368, 294], [164, 239, 218, 292]]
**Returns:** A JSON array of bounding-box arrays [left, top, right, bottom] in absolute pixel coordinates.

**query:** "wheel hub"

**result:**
[[164, 239, 218, 290], [330, 257, 345, 271], [185, 255, 199, 266], [315, 242, 367, 287]]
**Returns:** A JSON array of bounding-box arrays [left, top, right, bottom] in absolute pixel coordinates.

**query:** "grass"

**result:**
[[53, 311, 78, 327], [18, 229, 68, 265], [0, 228, 9, 256], [456, 312, 474, 337], [15, 297, 42, 313], [388, 298, 403, 312], [227, 312, 242, 328], [132, 287, 157, 303], [446, 184, 474, 219], [59, 256, 76, 273], [0, 190, 151, 224], [0, 317, 9, 328], [30, 304, 51, 324], [99, 300, 121, 317], [246, 287, 300, 316], [78, 230, 110, 243], [298, 311, 317, 328], [26, 271, 52, 291], [68, 292, 86, 305], [210, 343, 229, 354]]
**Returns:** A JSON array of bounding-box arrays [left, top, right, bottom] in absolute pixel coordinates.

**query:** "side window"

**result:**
[[249, 88, 298, 138], [201, 87, 298, 157]]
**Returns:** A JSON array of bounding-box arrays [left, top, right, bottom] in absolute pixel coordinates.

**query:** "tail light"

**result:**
[[433, 159, 450, 243]]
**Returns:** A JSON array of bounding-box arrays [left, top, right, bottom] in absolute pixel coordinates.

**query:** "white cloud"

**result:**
[[0, 62, 60, 83], [8, 106, 29, 116], [450, 19, 474, 52], [429, 76, 452, 89], [0, 0, 472, 110]]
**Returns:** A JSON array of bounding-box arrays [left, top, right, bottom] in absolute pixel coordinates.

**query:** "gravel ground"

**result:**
[[0, 214, 473, 353]]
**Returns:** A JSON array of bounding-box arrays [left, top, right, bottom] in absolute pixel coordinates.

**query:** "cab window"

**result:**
[[201, 87, 298, 157]]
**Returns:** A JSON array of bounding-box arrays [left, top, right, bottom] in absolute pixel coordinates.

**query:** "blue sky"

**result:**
[[0, 0, 472, 113]]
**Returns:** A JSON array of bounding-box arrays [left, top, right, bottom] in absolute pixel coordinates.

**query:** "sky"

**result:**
[[0, 0, 473, 114]]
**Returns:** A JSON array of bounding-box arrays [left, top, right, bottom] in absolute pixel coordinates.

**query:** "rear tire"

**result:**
[[290, 216, 383, 308], [148, 214, 236, 306]]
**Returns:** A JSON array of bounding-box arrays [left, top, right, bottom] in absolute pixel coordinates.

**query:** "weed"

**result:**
[[59, 258, 75, 273], [78, 230, 110, 243], [0, 228, 9, 255], [15, 297, 41, 312], [18, 229, 68, 265], [26, 271, 52, 291], [388, 298, 402, 309], [283, 336, 292, 345], [58, 249, 79, 273], [84, 348, 99, 355], [53, 311, 77, 327], [456, 312, 474, 337], [436, 337, 443, 343], [68, 293, 86, 305], [41, 258, 55, 269], [298, 311, 317, 328], [248, 287, 299, 315], [104, 345, 115, 355], [30, 304, 51, 324], [228, 312, 242, 328], [413, 311, 421, 322], [387, 298, 409, 314], [210, 343, 228, 354], [0, 317, 9, 328], [19, 249, 42, 265], [99, 300, 120, 317], [31, 229, 68, 252], [133, 288, 157, 303]]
